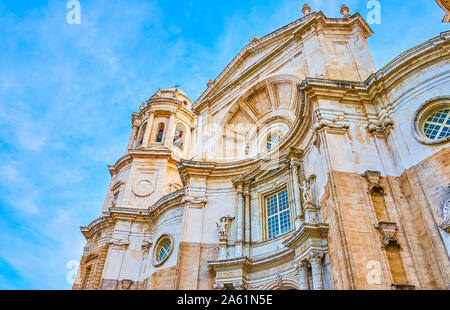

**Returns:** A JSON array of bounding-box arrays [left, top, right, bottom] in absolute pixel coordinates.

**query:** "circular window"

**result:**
[[422, 108, 450, 140], [152, 234, 174, 267], [413, 97, 450, 145]]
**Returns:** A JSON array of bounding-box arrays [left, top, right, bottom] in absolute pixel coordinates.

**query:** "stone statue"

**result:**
[[302, 181, 313, 204], [216, 216, 234, 240]]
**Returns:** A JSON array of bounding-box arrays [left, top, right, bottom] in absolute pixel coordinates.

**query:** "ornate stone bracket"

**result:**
[[109, 238, 129, 250], [367, 116, 394, 136], [120, 279, 134, 290], [182, 195, 208, 208], [232, 280, 248, 290], [141, 240, 153, 252], [213, 281, 226, 290], [313, 118, 350, 134], [362, 170, 384, 194], [375, 222, 399, 248]]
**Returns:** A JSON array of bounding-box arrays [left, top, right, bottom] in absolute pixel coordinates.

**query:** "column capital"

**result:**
[[307, 251, 324, 264], [295, 259, 309, 270], [232, 280, 247, 290]]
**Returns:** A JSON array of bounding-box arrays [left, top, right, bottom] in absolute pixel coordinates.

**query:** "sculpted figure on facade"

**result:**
[[216, 216, 235, 240]]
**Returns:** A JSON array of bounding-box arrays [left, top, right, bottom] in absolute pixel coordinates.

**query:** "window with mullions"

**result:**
[[266, 133, 281, 150], [157, 238, 171, 263], [423, 108, 450, 141], [266, 189, 291, 239]]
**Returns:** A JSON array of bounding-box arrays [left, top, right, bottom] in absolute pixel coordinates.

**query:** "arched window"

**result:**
[[173, 124, 185, 150], [266, 131, 281, 150], [137, 123, 147, 147], [155, 123, 165, 143]]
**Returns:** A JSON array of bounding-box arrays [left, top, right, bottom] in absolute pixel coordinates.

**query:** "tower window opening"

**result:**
[[173, 124, 185, 150], [155, 123, 165, 143]]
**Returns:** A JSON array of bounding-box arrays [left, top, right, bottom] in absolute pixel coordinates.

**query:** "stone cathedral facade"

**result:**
[[73, 5, 450, 290]]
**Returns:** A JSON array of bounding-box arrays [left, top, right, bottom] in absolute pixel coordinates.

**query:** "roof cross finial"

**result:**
[[172, 83, 180, 88]]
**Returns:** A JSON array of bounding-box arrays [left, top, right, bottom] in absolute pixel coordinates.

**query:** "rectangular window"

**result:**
[[266, 189, 291, 239]]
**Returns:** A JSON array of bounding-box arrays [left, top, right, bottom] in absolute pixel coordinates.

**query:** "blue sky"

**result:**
[[0, 0, 447, 289]]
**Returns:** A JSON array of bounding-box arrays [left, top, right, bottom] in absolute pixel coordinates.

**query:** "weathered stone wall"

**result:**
[[73, 244, 109, 290]]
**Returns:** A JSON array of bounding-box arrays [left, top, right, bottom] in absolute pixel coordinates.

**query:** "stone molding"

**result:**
[[367, 116, 394, 136], [436, 0, 450, 22]]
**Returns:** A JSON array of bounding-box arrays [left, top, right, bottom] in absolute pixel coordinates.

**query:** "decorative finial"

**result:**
[[340, 4, 350, 18], [207, 79, 213, 87], [249, 37, 259, 43], [302, 4, 311, 15], [156, 88, 162, 98]]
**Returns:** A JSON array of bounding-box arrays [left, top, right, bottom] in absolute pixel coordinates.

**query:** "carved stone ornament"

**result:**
[[440, 199, 450, 233], [275, 274, 283, 289], [307, 251, 324, 263], [313, 118, 349, 133], [302, 4, 311, 15], [362, 170, 384, 194], [213, 281, 226, 290], [367, 116, 394, 135], [120, 279, 134, 290], [375, 222, 399, 248], [232, 280, 247, 290], [132, 175, 156, 197], [217, 215, 235, 240], [109, 238, 129, 248]]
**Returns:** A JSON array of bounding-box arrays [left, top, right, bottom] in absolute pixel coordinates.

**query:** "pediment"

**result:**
[[194, 12, 373, 112], [195, 14, 314, 108]]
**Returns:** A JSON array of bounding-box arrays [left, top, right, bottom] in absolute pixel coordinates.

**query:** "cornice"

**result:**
[[282, 222, 329, 249], [108, 149, 174, 176], [366, 31, 450, 98]]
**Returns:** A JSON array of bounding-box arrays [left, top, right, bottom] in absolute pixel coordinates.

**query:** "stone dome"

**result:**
[[149, 87, 192, 104]]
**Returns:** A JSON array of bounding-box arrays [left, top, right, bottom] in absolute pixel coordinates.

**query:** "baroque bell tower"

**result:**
[[73, 87, 194, 290]]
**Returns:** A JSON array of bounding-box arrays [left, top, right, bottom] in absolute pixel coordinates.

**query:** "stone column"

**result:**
[[296, 261, 310, 290], [290, 159, 303, 228], [235, 184, 244, 258], [164, 112, 176, 147], [142, 112, 155, 147], [308, 252, 324, 290], [243, 186, 251, 255], [127, 125, 139, 151]]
